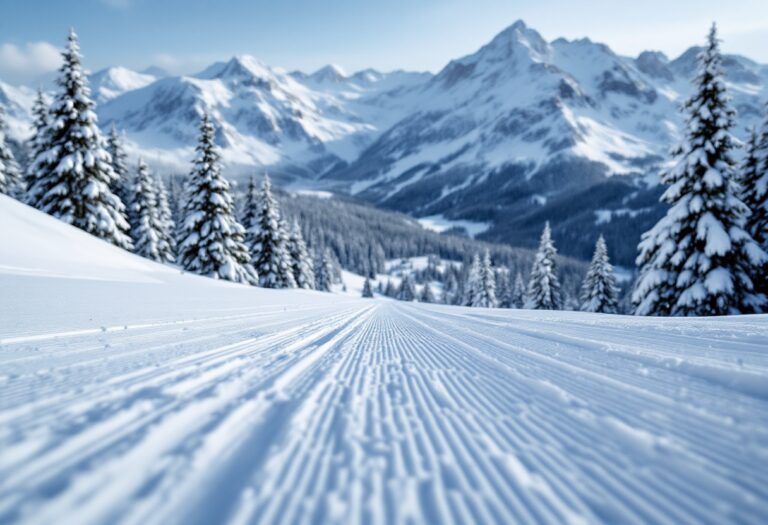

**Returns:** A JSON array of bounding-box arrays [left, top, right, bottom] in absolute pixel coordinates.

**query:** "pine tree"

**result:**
[[633, 25, 766, 316], [24, 88, 50, 201], [580, 235, 619, 313], [442, 272, 459, 305], [384, 279, 396, 297], [287, 219, 315, 289], [153, 172, 176, 261], [464, 253, 481, 306], [315, 248, 334, 292], [526, 222, 563, 310], [106, 125, 133, 222], [25, 30, 132, 249], [740, 116, 768, 298], [420, 282, 435, 303], [397, 275, 416, 301], [0, 106, 23, 198], [511, 271, 526, 308], [362, 277, 374, 298], [177, 113, 257, 284], [130, 159, 174, 263], [248, 175, 296, 288], [472, 250, 497, 307], [495, 268, 509, 308], [240, 175, 259, 232]]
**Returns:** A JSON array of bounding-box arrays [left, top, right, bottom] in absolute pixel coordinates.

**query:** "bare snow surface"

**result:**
[[1, 195, 768, 524]]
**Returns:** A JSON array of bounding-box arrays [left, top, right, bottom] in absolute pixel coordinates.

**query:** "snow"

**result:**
[[1, 198, 768, 523], [594, 207, 653, 225], [417, 214, 491, 238]]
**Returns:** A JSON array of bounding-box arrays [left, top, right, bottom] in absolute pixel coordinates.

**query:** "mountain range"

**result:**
[[1, 20, 766, 265]]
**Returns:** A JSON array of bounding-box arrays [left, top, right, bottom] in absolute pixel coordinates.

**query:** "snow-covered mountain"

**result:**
[[88, 66, 156, 103], [2, 20, 766, 263], [93, 56, 429, 176]]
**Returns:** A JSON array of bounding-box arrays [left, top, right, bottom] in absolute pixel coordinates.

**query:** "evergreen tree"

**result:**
[[130, 159, 174, 263], [420, 282, 435, 303], [177, 113, 257, 284], [153, 172, 176, 261], [580, 235, 619, 313], [633, 25, 766, 316], [526, 222, 563, 310], [384, 279, 396, 297], [442, 272, 459, 305], [495, 268, 510, 308], [464, 253, 481, 306], [740, 117, 768, 298], [362, 277, 374, 298], [106, 124, 133, 222], [24, 89, 50, 201], [25, 30, 132, 249], [315, 248, 334, 292], [240, 175, 259, 232], [287, 219, 315, 289], [0, 106, 23, 198], [397, 275, 416, 301], [248, 175, 296, 288], [510, 271, 526, 309], [473, 250, 498, 308]]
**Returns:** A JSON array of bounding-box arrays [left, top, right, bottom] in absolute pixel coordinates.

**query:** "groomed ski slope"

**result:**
[[1, 195, 768, 524]]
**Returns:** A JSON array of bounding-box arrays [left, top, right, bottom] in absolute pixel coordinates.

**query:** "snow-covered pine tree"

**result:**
[[495, 268, 509, 308], [420, 282, 435, 303], [633, 25, 766, 316], [580, 235, 619, 313], [240, 175, 259, 232], [384, 279, 396, 297], [442, 272, 459, 305], [740, 116, 768, 298], [25, 30, 132, 249], [525, 222, 563, 310], [464, 253, 481, 306], [0, 106, 23, 198], [315, 248, 334, 292], [130, 159, 174, 263], [153, 172, 176, 261], [362, 277, 374, 298], [287, 219, 315, 289], [397, 275, 416, 302], [106, 125, 133, 223], [248, 175, 296, 288], [511, 271, 526, 309], [473, 250, 498, 308], [177, 113, 257, 284], [24, 88, 50, 199]]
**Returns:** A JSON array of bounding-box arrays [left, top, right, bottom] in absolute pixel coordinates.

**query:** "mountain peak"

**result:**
[[198, 55, 272, 81], [311, 64, 347, 83], [485, 19, 549, 60], [89, 66, 155, 102]]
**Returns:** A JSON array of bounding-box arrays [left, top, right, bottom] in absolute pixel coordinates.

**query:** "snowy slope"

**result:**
[[2, 197, 768, 524]]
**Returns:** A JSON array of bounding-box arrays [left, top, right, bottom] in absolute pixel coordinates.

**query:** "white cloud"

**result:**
[[0, 41, 61, 84]]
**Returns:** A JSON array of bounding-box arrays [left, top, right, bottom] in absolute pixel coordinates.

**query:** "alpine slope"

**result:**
[[1, 195, 767, 525]]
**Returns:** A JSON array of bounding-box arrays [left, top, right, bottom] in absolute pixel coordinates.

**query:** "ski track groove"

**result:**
[[0, 301, 766, 524]]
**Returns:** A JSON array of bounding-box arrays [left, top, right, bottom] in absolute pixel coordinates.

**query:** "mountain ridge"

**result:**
[[2, 20, 766, 264]]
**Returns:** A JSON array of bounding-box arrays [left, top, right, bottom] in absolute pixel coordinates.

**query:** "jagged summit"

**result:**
[[310, 64, 347, 83]]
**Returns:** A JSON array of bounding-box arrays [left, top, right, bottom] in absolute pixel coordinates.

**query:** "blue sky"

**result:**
[[1, 0, 766, 84]]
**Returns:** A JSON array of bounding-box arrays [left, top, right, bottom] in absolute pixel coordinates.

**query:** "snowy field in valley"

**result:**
[[1, 196, 768, 524]]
